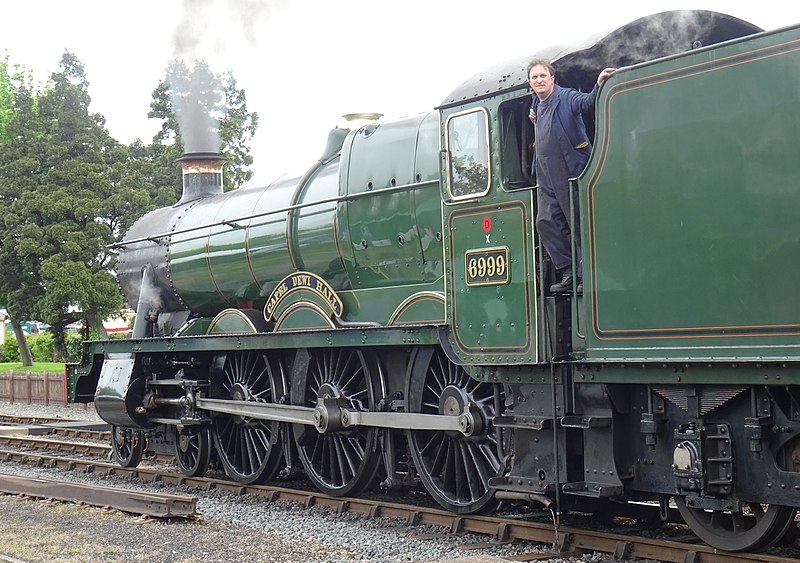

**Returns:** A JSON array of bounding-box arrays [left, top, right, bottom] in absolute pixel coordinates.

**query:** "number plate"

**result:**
[[465, 247, 510, 286]]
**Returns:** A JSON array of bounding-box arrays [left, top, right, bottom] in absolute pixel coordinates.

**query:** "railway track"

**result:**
[[0, 414, 93, 425], [0, 442, 797, 563], [0, 434, 172, 463], [0, 472, 196, 517]]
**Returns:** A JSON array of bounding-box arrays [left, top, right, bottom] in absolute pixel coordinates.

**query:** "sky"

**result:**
[[1, 1, 797, 184]]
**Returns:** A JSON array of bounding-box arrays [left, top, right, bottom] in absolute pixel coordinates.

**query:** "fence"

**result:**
[[0, 372, 66, 406]]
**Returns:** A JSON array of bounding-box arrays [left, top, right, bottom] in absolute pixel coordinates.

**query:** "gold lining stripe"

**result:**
[[274, 301, 336, 332], [387, 291, 445, 326], [207, 309, 259, 334]]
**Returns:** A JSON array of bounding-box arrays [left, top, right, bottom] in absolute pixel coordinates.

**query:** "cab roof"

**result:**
[[439, 10, 762, 109]]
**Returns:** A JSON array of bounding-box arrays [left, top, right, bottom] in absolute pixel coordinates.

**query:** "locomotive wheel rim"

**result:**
[[174, 426, 213, 478], [210, 351, 285, 485], [674, 496, 798, 551], [406, 347, 501, 514], [292, 348, 382, 496], [111, 425, 144, 468]]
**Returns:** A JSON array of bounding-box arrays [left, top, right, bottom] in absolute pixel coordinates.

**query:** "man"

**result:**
[[528, 59, 615, 294]]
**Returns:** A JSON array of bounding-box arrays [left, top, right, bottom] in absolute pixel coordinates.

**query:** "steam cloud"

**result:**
[[167, 0, 283, 154], [549, 11, 725, 91], [171, 0, 272, 57], [166, 60, 223, 154]]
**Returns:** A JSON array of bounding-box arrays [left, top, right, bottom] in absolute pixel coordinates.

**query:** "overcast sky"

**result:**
[[1, 1, 796, 183]]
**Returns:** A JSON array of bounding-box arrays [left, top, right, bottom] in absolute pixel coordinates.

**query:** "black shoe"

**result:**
[[549, 273, 573, 293]]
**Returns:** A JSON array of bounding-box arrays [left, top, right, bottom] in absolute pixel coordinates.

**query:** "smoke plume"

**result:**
[[166, 60, 223, 154], [167, 0, 283, 154]]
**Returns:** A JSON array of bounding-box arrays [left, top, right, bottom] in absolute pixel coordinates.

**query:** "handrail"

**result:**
[[109, 180, 433, 249], [568, 177, 585, 341]]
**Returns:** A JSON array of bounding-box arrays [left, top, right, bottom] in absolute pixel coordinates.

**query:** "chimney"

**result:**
[[176, 152, 226, 204]]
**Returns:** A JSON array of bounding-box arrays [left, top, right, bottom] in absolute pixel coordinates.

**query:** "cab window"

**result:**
[[445, 108, 490, 200]]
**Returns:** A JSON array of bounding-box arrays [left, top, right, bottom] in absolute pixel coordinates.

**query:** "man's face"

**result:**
[[529, 65, 555, 99]]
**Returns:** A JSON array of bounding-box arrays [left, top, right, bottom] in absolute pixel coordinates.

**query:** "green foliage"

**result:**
[[0, 55, 12, 140], [2, 329, 90, 364], [0, 53, 34, 142], [2, 330, 20, 362], [0, 52, 124, 340], [0, 50, 257, 351], [64, 332, 84, 363], [28, 332, 55, 362]]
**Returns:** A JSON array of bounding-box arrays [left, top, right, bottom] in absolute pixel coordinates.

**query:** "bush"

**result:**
[[65, 332, 85, 363], [3, 331, 20, 362], [29, 332, 55, 362], [1, 329, 124, 364]]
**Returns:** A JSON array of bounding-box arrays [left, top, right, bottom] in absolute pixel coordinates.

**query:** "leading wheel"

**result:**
[[406, 347, 501, 514], [111, 425, 145, 468], [210, 351, 286, 484], [292, 348, 384, 496], [174, 425, 213, 477], [675, 497, 798, 551]]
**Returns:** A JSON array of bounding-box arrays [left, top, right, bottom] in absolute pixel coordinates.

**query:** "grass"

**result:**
[[0, 361, 64, 373]]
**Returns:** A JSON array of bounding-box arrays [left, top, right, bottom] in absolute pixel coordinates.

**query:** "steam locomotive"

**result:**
[[68, 10, 800, 551]]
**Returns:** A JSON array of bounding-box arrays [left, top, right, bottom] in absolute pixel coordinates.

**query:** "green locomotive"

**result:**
[[68, 10, 800, 551]]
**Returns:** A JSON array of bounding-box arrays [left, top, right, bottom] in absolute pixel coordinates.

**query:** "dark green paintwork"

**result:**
[[583, 25, 800, 360], [440, 99, 540, 365], [388, 291, 445, 326], [291, 162, 347, 283], [339, 112, 443, 290], [339, 281, 445, 325], [446, 200, 536, 362], [166, 113, 445, 325]]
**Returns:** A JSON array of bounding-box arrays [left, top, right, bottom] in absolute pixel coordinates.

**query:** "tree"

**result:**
[[0, 53, 31, 141], [0, 54, 13, 140], [0, 53, 258, 363], [0, 59, 40, 365], [0, 52, 124, 360], [218, 71, 258, 190]]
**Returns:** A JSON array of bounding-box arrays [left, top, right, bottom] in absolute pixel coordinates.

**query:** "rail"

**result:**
[[0, 446, 796, 563], [0, 472, 196, 518]]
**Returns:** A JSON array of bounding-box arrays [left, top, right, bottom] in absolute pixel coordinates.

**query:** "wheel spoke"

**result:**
[[175, 426, 212, 477], [111, 426, 144, 468], [407, 347, 501, 514], [210, 351, 285, 484], [293, 349, 382, 496]]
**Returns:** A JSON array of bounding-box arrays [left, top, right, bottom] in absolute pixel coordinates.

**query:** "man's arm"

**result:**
[[570, 67, 617, 113]]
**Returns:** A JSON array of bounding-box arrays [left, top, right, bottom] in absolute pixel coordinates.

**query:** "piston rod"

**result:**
[[193, 397, 470, 434]]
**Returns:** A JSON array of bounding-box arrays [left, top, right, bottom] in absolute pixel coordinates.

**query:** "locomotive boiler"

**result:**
[[68, 10, 800, 551]]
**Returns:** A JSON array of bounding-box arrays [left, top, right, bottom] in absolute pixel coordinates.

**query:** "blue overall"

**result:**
[[532, 84, 598, 278]]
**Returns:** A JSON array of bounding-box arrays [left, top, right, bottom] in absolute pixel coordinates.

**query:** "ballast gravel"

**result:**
[[0, 402, 617, 563]]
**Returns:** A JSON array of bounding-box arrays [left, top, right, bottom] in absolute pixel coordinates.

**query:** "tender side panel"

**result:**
[[584, 26, 800, 359]]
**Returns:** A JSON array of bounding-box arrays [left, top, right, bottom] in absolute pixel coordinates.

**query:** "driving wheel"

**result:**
[[210, 351, 286, 484]]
